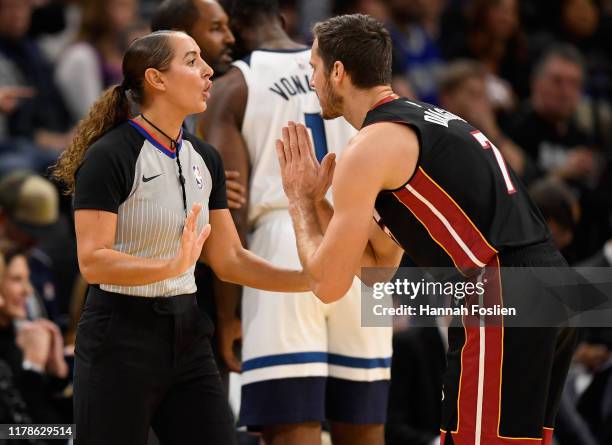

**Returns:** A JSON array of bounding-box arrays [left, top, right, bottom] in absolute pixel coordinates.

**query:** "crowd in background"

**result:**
[[0, 0, 610, 444]]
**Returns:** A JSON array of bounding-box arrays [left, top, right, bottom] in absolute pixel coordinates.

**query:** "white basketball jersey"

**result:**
[[233, 48, 356, 227]]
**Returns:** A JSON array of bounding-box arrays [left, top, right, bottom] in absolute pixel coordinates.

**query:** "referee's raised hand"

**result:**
[[173, 203, 211, 274]]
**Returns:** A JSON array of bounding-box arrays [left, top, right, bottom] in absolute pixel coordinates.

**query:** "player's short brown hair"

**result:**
[[312, 14, 392, 89]]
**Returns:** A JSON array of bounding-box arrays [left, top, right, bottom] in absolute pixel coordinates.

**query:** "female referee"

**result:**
[[52, 30, 309, 445]]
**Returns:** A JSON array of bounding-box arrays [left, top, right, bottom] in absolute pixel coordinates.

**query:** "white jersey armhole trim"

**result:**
[[231, 59, 252, 135]]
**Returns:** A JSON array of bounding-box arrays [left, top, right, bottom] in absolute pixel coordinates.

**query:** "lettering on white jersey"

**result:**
[[233, 49, 356, 226], [269, 75, 314, 101]]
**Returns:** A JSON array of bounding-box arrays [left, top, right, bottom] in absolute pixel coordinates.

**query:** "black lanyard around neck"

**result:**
[[140, 114, 188, 218]]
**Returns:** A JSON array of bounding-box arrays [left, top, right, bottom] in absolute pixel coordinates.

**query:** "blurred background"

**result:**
[[0, 0, 610, 444]]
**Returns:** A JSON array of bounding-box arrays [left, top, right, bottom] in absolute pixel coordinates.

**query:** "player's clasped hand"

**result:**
[[276, 121, 336, 202], [171, 203, 211, 274]]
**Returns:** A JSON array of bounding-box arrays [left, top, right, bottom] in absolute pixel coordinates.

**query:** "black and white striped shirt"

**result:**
[[74, 120, 227, 297]]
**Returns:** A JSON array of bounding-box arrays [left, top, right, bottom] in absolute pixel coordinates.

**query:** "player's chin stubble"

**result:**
[[321, 80, 343, 120]]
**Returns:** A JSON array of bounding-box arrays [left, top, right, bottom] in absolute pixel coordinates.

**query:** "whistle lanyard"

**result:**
[[140, 114, 188, 218]]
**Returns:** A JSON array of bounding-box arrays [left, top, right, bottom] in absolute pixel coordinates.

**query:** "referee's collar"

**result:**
[[128, 119, 183, 159]]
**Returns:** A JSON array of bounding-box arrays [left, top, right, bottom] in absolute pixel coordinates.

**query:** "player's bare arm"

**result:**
[[312, 189, 403, 280], [277, 121, 417, 302], [199, 66, 250, 231], [199, 67, 250, 372]]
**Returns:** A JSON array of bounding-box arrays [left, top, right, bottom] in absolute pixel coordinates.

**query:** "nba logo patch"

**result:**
[[192, 165, 203, 189]]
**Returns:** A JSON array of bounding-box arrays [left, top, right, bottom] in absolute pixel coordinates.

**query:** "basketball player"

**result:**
[[276, 14, 577, 445], [200, 2, 392, 444]]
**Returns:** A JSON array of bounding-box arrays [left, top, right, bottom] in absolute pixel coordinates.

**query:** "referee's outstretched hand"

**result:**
[[173, 203, 211, 275]]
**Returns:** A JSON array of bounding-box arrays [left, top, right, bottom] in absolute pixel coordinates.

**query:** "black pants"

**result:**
[[73, 287, 236, 445]]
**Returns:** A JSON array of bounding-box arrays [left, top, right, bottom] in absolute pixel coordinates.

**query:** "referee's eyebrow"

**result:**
[[184, 50, 198, 59]]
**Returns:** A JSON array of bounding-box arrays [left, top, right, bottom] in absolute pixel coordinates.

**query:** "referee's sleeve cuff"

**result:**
[[208, 202, 229, 210], [72, 203, 119, 214]]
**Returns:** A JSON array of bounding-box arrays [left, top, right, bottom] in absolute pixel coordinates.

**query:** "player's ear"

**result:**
[[332, 61, 345, 83], [143, 68, 167, 93]]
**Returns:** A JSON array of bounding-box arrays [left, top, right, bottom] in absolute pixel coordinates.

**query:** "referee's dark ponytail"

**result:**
[[52, 31, 177, 194]]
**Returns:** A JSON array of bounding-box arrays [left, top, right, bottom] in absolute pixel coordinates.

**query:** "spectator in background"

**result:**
[[0, 250, 35, 431], [385, 0, 445, 103], [505, 44, 594, 183], [0, 250, 4, 296], [559, 326, 612, 445], [333, 0, 388, 22], [0, 0, 72, 152], [528, 177, 580, 251], [438, 59, 534, 180], [0, 85, 57, 176], [557, 0, 601, 52], [0, 244, 70, 426], [504, 42, 611, 265], [541, 0, 612, 148], [444, 0, 527, 108], [1, 245, 37, 331], [534, 0, 609, 73], [29, 0, 82, 64], [0, 172, 69, 327], [555, 354, 602, 445], [407, 0, 445, 40], [0, 85, 34, 123], [0, 172, 60, 252], [573, 344, 612, 445], [572, 241, 612, 445], [55, 0, 141, 121]]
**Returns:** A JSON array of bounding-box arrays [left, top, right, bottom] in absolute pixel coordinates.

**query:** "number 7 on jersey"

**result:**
[[471, 130, 516, 194]]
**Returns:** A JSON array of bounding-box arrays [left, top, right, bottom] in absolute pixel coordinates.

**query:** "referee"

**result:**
[[52, 31, 308, 445]]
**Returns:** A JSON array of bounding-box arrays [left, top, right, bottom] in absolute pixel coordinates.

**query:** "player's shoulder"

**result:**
[[353, 121, 418, 152], [336, 122, 408, 169], [336, 120, 419, 189]]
